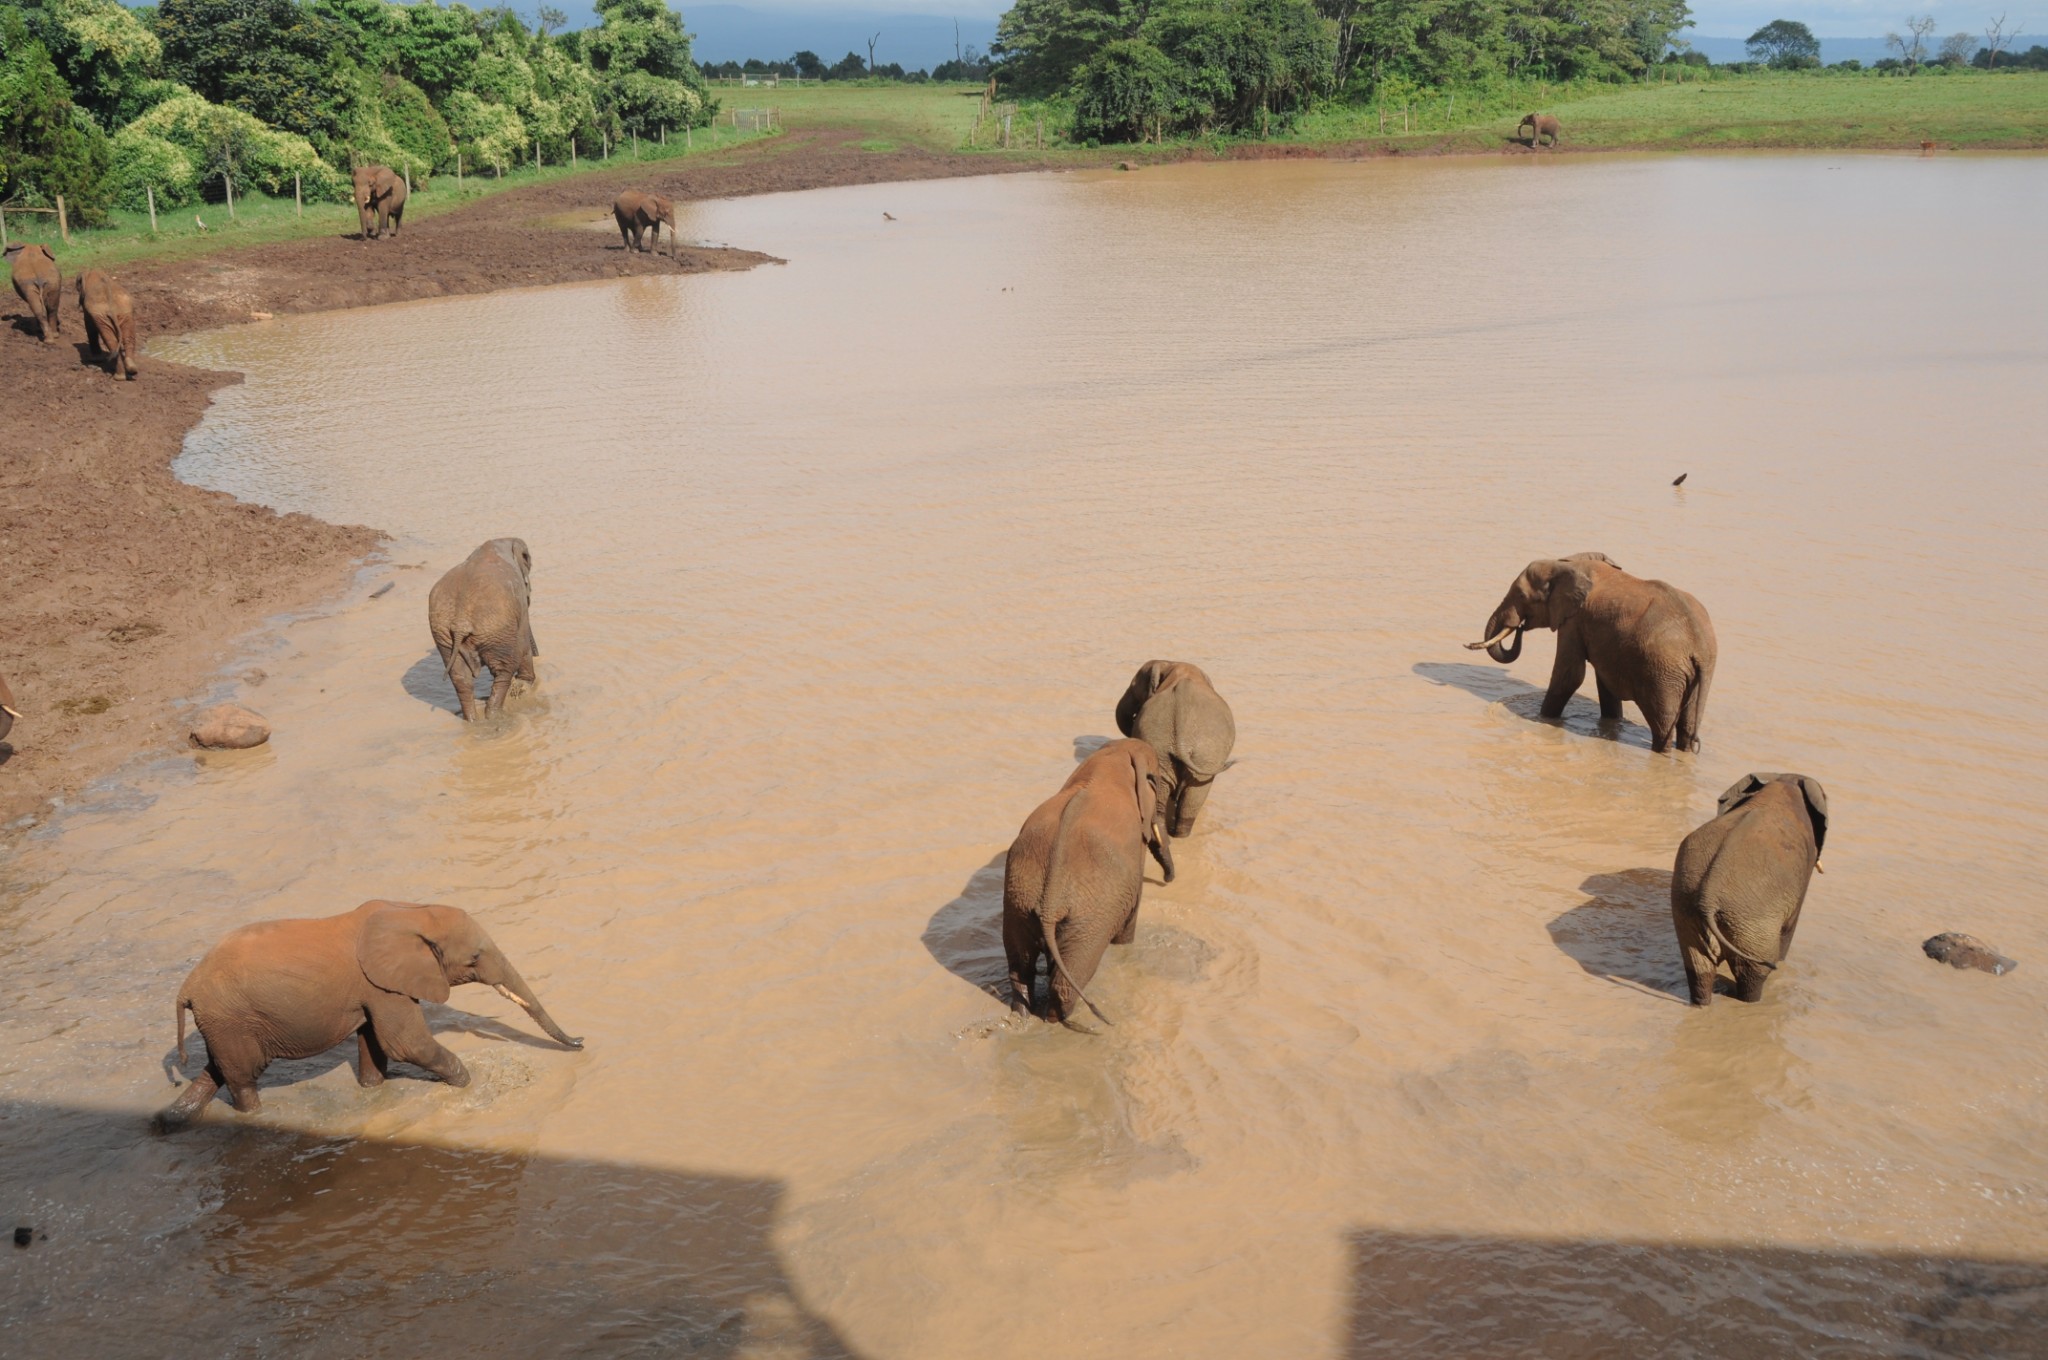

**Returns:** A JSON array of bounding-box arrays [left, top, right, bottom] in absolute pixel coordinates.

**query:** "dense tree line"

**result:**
[[0, 0, 713, 223], [996, 0, 1695, 140], [699, 47, 994, 82]]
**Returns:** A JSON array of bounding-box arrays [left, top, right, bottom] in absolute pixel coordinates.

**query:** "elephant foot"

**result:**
[[152, 1075, 220, 1133], [438, 1057, 472, 1088]]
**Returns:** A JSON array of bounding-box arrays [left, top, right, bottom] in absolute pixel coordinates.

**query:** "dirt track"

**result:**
[[0, 130, 1040, 827]]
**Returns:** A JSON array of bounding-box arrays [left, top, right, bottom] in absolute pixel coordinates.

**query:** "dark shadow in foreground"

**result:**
[[922, 852, 1011, 1006], [1413, 661, 1653, 750], [402, 649, 465, 714], [1545, 869, 1692, 1004], [1346, 1226, 2048, 1357], [0, 1099, 864, 1358]]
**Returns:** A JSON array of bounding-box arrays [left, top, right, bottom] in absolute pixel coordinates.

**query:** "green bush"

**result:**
[[604, 68, 702, 134], [0, 10, 115, 221], [107, 126, 197, 207], [1072, 39, 1179, 142], [444, 88, 527, 169], [339, 68, 452, 173], [123, 90, 345, 201]]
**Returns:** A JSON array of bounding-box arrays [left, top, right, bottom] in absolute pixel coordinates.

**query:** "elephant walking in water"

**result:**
[[1470, 552, 1715, 754], [1003, 739, 1175, 1029], [157, 900, 582, 1130], [428, 538, 539, 721], [7, 243, 60, 342], [1672, 774, 1829, 1006], [353, 164, 408, 240], [1115, 660, 1236, 837], [613, 190, 677, 256]]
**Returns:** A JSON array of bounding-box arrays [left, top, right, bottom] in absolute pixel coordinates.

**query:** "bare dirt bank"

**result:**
[[0, 130, 1032, 828]]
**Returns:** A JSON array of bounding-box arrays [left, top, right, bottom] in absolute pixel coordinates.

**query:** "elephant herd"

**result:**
[[6, 242, 140, 380], [152, 535, 1834, 1129]]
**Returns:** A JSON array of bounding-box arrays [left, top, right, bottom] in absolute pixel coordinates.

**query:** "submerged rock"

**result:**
[[190, 704, 270, 750], [1923, 933, 2016, 976]]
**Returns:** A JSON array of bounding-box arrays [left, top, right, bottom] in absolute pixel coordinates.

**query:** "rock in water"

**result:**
[[1923, 932, 2016, 976], [190, 704, 271, 750]]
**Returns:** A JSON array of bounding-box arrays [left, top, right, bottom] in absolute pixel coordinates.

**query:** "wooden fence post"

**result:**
[[534, 138, 540, 168], [661, 125, 667, 146], [224, 173, 234, 219], [294, 172, 301, 216], [403, 163, 411, 195], [572, 139, 577, 168], [57, 194, 69, 242], [0, 206, 8, 248], [147, 186, 158, 233], [1037, 117, 1043, 150], [686, 126, 692, 150], [457, 151, 463, 185]]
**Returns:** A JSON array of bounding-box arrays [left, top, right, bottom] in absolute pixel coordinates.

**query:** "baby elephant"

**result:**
[[7, 242, 61, 342], [1520, 113, 1561, 147], [1115, 660, 1236, 837], [76, 269, 138, 379], [613, 190, 678, 256], [1003, 738, 1174, 1029], [429, 537, 539, 721], [1671, 773, 1828, 1006], [157, 900, 582, 1131]]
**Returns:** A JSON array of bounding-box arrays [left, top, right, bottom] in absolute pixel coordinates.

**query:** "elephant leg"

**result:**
[[1639, 691, 1678, 753], [366, 995, 471, 1088], [356, 1024, 390, 1088], [1046, 915, 1114, 1025], [1679, 940, 1717, 1006], [1731, 963, 1771, 1004], [483, 663, 510, 718], [1594, 673, 1623, 722], [442, 646, 482, 722], [1540, 633, 1588, 720], [1003, 908, 1044, 1017], [1170, 777, 1213, 838], [153, 1066, 223, 1131], [1111, 879, 1144, 946]]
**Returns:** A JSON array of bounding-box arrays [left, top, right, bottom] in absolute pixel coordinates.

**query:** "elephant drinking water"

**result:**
[[1469, 552, 1715, 754]]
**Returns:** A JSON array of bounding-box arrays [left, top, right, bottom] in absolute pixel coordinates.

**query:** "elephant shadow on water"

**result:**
[[1412, 662, 1654, 750], [2, 1098, 865, 1358], [403, 650, 466, 715], [921, 852, 1013, 1006], [1545, 869, 1690, 1002]]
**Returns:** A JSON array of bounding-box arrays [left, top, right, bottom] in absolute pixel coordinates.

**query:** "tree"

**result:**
[[791, 49, 825, 78], [1982, 11, 2015, 67], [392, 2, 484, 101], [0, 8, 113, 220], [156, 0, 346, 138], [1745, 18, 1819, 67], [867, 31, 880, 72], [538, 6, 569, 37], [1935, 30, 1975, 64], [827, 50, 866, 78], [1885, 14, 1937, 69]]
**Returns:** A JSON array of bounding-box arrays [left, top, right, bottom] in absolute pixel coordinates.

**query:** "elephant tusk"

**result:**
[[1, 705, 18, 718], [1466, 625, 1517, 651], [493, 983, 530, 1010], [1814, 859, 1825, 874]]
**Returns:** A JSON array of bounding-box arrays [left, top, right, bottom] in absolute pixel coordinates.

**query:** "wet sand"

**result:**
[[5, 156, 2045, 1355]]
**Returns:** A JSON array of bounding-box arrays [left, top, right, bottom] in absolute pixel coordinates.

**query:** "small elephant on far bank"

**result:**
[[1115, 660, 1236, 837], [1469, 552, 1716, 754], [157, 899, 582, 1130], [353, 164, 408, 240], [1004, 738, 1175, 1029], [77, 268, 138, 379], [1520, 113, 1560, 146], [428, 537, 539, 721], [7, 242, 61, 342], [613, 190, 677, 256], [1672, 773, 1828, 1006]]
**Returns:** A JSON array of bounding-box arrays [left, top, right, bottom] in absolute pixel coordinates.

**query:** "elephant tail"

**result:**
[[1039, 791, 1114, 1029], [175, 993, 192, 1066], [1679, 658, 1710, 754], [452, 630, 484, 679]]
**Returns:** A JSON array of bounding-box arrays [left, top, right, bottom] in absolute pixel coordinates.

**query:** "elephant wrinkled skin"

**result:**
[[613, 190, 678, 256], [353, 165, 408, 240], [1471, 552, 1716, 754], [7, 242, 61, 342], [77, 268, 138, 379], [428, 537, 539, 721], [156, 900, 582, 1130], [1003, 738, 1174, 1028], [1671, 774, 1829, 1006], [1115, 660, 1236, 837]]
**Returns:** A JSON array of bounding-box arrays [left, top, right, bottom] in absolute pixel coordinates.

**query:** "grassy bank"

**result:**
[[1, 120, 774, 274]]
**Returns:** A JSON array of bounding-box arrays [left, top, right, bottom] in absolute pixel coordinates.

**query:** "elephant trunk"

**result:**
[[485, 955, 584, 1050], [1472, 606, 1524, 664]]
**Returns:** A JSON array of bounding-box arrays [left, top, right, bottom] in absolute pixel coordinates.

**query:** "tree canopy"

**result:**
[[1745, 19, 1819, 68]]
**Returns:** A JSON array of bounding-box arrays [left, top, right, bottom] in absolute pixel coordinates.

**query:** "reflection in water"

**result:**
[[8, 157, 2048, 1353]]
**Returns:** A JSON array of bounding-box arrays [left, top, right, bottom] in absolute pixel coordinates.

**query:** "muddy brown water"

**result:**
[[7, 157, 2048, 1356]]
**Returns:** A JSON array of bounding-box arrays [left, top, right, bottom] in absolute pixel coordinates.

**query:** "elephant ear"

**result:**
[[1128, 746, 1159, 833], [1541, 557, 1599, 631], [1796, 777, 1829, 856], [357, 903, 453, 1003], [1116, 661, 1169, 738], [1715, 772, 1776, 819]]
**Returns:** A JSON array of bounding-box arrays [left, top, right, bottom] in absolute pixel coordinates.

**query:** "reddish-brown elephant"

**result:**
[[1672, 773, 1829, 1006], [1003, 738, 1174, 1029], [77, 268, 138, 379], [1115, 660, 1236, 837], [353, 164, 408, 240], [428, 537, 539, 721], [7, 242, 61, 341], [613, 190, 677, 256], [157, 900, 581, 1131], [1469, 552, 1715, 753]]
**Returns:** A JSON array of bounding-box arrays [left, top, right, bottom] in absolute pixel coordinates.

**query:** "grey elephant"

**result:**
[[1003, 738, 1174, 1029], [613, 190, 677, 256], [1115, 660, 1236, 837], [1671, 773, 1828, 1006], [1519, 113, 1561, 146], [353, 164, 407, 240], [428, 538, 539, 721], [1469, 552, 1716, 754], [157, 899, 581, 1130]]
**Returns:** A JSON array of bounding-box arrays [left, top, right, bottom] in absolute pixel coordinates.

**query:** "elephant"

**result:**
[[7, 243, 60, 342], [0, 671, 16, 744], [428, 537, 539, 721], [1671, 773, 1828, 1006], [155, 899, 582, 1130], [76, 268, 138, 379], [1114, 660, 1236, 838], [613, 190, 678, 256], [353, 164, 408, 240], [1468, 552, 1716, 754], [1003, 738, 1175, 1029], [1520, 113, 1561, 146]]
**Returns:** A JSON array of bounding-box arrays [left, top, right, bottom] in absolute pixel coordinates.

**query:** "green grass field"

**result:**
[[768, 81, 991, 149], [1, 120, 772, 273]]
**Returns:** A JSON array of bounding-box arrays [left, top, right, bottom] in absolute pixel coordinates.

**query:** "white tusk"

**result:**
[[493, 983, 531, 1009], [1, 705, 18, 718], [1465, 625, 1517, 651], [1814, 859, 1825, 874]]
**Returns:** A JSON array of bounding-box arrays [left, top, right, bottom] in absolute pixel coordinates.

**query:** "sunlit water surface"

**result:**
[[6, 156, 2048, 1356]]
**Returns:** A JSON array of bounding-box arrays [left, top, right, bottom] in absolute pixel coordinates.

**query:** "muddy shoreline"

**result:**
[[0, 130, 1044, 828]]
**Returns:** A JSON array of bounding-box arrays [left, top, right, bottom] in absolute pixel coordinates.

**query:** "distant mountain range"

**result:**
[[1683, 33, 2046, 63]]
